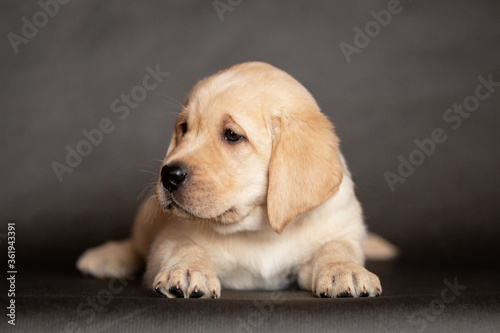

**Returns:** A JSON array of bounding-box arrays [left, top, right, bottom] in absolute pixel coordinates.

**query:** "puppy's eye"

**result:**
[[180, 122, 187, 135], [224, 129, 244, 142]]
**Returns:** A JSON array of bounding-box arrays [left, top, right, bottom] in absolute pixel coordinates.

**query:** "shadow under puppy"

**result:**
[[77, 62, 397, 298]]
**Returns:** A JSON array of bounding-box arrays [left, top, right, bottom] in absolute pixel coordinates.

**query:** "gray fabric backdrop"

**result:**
[[1, 0, 499, 268]]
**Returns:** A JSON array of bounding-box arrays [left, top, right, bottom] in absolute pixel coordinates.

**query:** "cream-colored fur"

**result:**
[[77, 62, 396, 298]]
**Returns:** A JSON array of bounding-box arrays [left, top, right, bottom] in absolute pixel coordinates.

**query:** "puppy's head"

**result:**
[[156, 62, 343, 234]]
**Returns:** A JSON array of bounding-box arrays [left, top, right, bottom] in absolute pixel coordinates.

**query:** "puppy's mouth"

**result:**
[[158, 191, 240, 224]]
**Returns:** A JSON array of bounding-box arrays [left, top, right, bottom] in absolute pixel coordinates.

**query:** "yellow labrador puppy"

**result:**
[[77, 62, 396, 298]]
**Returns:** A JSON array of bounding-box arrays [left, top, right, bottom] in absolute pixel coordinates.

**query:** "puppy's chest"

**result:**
[[201, 235, 313, 290]]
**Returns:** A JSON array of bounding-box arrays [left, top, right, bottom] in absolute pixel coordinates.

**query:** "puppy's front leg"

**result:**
[[298, 240, 381, 298], [145, 232, 221, 299]]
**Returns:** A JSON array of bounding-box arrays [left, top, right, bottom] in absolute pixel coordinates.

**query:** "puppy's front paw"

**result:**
[[77, 240, 141, 279], [153, 266, 221, 299], [314, 262, 381, 298]]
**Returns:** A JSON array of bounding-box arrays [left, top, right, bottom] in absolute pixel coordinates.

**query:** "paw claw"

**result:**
[[168, 286, 184, 298], [154, 281, 169, 297], [336, 291, 353, 298], [189, 289, 205, 298], [319, 288, 331, 298], [359, 286, 369, 297]]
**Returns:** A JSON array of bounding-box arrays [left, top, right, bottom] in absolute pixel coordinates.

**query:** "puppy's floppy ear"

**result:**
[[267, 111, 343, 234]]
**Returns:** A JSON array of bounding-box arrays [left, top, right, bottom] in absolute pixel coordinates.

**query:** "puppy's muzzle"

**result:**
[[161, 163, 188, 192]]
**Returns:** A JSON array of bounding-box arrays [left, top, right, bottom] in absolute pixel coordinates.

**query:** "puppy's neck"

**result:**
[[208, 206, 270, 235]]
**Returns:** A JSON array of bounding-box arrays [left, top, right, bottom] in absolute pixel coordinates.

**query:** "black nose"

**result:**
[[161, 164, 188, 192]]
